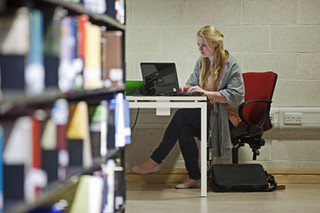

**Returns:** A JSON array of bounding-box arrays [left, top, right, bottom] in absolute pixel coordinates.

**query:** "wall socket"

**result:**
[[284, 113, 303, 125]]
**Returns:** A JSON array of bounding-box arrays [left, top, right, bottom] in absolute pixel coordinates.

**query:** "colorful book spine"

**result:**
[[58, 17, 77, 92], [114, 93, 131, 147], [83, 23, 102, 89], [52, 99, 69, 182], [0, 126, 3, 213], [101, 31, 123, 88], [31, 116, 41, 198], [104, 159, 115, 213], [25, 9, 45, 95]]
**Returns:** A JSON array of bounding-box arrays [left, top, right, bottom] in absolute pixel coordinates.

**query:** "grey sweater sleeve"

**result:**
[[218, 56, 245, 109]]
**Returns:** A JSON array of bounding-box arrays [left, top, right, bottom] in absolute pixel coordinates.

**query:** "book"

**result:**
[[115, 0, 125, 24], [107, 100, 115, 150], [3, 117, 32, 166], [83, 23, 102, 90], [104, 159, 115, 213], [25, 9, 45, 95], [3, 117, 32, 201], [41, 119, 58, 183], [0, 126, 3, 212], [0, 7, 29, 91], [123, 99, 131, 145], [115, 93, 131, 147], [83, 0, 106, 14], [44, 7, 65, 89], [3, 164, 24, 201], [115, 93, 125, 147], [67, 101, 92, 168], [105, 0, 116, 19], [43, 8, 64, 57], [31, 116, 41, 169], [58, 16, 78, 92], [23, 113, 48, 202], [74, 14, 89, 90], [31, 116, 42, 199], [24, 168, 47, 202], [69, 175, 104, 213], [41, 119, 57, 150], [0, 55, 25, 91], [89, 102, 108, 158], [0, 7, 29, 55], [52, 99, 69, 182], [100, 101, 109, 156], [77, 15, 89, 62], [101, 31, 123, 88]]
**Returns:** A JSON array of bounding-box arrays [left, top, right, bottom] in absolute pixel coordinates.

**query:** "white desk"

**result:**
[[126, 96, 208, 197]]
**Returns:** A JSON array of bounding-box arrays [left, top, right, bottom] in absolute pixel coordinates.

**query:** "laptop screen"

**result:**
[[140, 62, 180, 96]]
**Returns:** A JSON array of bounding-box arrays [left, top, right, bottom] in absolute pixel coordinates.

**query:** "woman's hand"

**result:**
[[188, 86, 205, 93], [180, 84, 192, 92]]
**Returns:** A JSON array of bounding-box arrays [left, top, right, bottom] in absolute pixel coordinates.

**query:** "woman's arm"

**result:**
[[188, 86, 227, 104]]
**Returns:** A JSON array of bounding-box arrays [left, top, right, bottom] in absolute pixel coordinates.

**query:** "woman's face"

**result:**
[[197, 36, 216, 59]]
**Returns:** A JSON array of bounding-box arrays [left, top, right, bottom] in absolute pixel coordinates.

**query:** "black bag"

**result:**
[[208, 164, 277, 192]]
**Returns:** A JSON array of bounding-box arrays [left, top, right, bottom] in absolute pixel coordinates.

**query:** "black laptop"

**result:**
[[140, 62, 202, 96]]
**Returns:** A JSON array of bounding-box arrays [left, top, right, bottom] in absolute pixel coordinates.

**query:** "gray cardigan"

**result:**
[[186, 54, 245, 157]]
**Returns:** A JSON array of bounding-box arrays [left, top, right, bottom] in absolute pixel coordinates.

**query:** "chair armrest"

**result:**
[[238, 99, 272, 129]]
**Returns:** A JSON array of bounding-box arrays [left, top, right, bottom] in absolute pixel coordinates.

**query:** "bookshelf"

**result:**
[[0, 0, 128, 212]]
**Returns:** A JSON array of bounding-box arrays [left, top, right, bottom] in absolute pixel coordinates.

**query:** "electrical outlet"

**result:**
[[284, 113, 303, 125]]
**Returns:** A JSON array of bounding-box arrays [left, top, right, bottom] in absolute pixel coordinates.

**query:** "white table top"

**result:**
[[126, 95, 207, 102]]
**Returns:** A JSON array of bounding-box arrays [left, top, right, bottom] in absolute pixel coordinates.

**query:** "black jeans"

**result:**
[[150, 108, 235, 180], [150, 109, 203, 180]]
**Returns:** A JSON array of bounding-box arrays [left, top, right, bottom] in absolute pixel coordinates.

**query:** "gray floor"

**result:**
[[126, 183, 320, 213]]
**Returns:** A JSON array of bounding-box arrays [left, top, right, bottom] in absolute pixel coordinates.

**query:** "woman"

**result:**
[[131, 26, 245, 189]]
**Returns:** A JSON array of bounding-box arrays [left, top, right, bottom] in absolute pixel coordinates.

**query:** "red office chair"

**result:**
[[230, 71, 278, 164]]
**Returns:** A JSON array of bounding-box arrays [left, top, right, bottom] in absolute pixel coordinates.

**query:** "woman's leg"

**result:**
[[132, 109, 201, 176], [150, 109, 201, 166], [179, 123, 201, 180]]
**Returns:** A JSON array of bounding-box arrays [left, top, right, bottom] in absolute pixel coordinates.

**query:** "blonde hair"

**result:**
[[197, 26, 227, 91]]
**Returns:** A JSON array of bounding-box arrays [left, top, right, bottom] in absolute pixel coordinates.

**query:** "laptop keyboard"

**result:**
[[173, 92, 204, 96]]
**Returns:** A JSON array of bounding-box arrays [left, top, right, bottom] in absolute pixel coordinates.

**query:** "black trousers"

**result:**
[[150, 109, 203, 180], [150, 108, 234, 180]]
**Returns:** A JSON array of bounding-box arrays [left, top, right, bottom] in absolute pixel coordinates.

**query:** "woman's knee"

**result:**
[[174, 109, 197, 120], [175, 109, 188, 117]]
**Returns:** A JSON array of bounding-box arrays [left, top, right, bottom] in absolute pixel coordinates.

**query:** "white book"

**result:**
[[0, 7, 29, 54], [69, 175, 104, 213], [104, 159, 115, 213], [3, 117, 32, 167]]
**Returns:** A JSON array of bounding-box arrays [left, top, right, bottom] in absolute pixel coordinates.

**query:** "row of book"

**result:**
[[27, 161, 125, 213], [0, 6, 123, 96], [1, 93, 130, 211], [64, 0, 125, 24]]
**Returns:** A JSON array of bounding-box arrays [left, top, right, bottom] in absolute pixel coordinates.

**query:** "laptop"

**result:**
[[140, 62, 203, 96]]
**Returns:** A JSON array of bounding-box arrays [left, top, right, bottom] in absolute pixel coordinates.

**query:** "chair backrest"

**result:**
[[239, 71, 278, 131]]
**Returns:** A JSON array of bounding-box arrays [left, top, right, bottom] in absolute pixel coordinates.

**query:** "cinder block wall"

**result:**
[[125, 0, 320, 170]]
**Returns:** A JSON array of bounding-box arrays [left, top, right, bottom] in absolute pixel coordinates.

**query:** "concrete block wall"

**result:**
[[125, 0, 320, 170]]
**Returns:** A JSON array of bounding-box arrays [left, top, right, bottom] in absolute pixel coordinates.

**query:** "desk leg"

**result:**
[[200, 104, 207, 197]]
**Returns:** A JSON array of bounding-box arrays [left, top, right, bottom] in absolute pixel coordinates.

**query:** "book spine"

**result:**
[[0, 126, 3, 213]]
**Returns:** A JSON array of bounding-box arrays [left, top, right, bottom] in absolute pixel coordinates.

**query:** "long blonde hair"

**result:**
[[197, 26, 227, 91]]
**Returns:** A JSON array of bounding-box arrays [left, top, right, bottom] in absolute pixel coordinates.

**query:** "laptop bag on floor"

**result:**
[[208, 164, 277, 192]]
